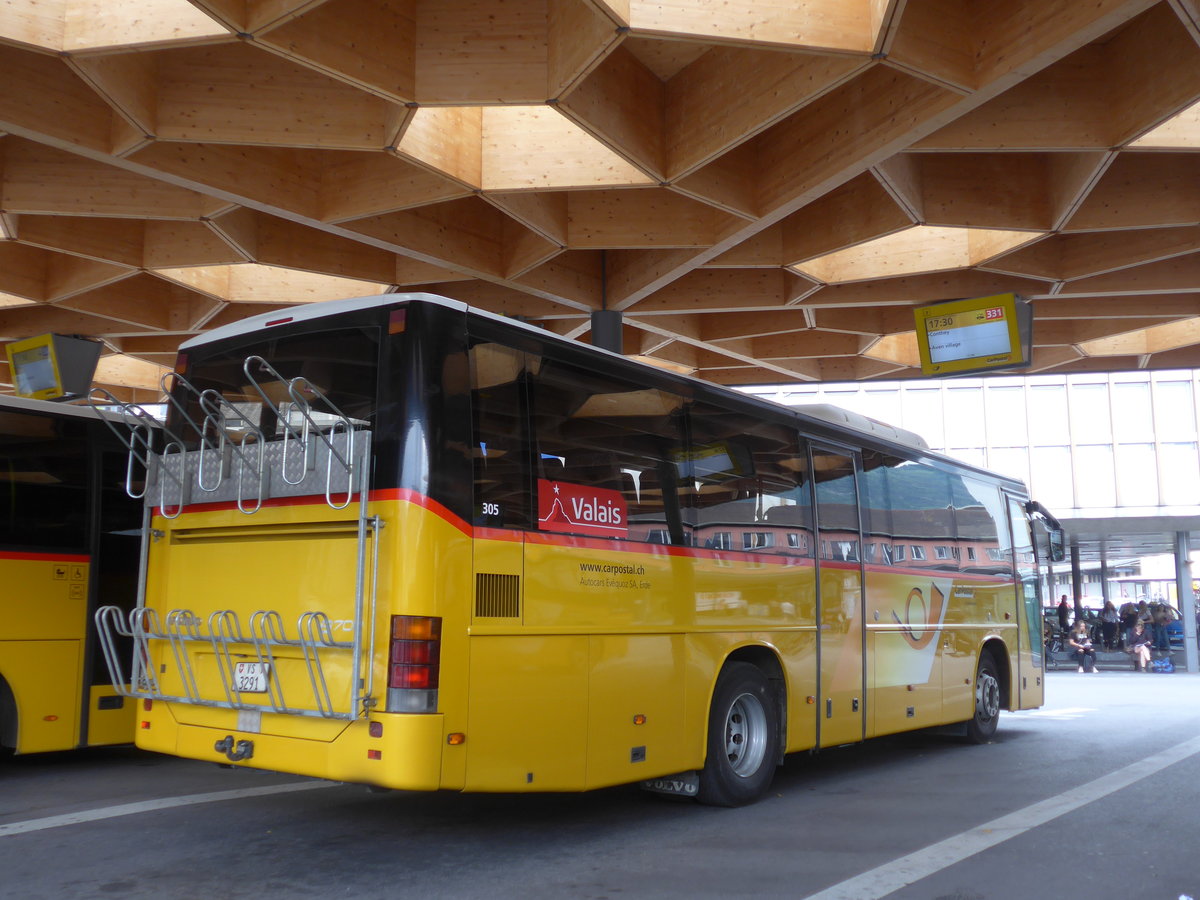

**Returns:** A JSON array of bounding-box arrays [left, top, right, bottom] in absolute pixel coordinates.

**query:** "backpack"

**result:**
[[1152, 657, 1175, 673]]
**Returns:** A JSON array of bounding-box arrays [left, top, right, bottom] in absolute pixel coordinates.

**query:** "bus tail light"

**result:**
[[387, 615, 441, 713]]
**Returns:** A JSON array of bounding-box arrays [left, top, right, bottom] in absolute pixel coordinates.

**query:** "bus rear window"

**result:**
[[170, 326, 380, 448]]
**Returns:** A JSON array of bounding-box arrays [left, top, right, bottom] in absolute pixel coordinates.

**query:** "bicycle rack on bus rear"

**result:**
[[91, 361, 380, 720]]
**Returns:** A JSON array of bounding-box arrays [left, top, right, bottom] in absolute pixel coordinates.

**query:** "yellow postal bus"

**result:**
[[0, 395, 144, 754], [96, 294, 1059, 805]]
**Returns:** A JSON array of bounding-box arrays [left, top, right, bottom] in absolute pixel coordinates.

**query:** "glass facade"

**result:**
[[743, 370, 1200, 518]]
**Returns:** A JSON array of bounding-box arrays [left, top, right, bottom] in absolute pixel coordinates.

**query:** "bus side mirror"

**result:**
[[1047, 527, 1065, 563]]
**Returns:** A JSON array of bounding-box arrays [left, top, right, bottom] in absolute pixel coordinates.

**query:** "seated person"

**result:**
[[1126, 621, 1153, 672], [1067, 620, 1098, 673]]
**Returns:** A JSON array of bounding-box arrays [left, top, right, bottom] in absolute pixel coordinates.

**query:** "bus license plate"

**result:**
[[234, 661, 270, 693]]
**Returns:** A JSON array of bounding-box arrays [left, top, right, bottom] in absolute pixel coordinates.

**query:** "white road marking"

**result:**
[[0, 780, 338, 838], [803, 734, 1200, 900]]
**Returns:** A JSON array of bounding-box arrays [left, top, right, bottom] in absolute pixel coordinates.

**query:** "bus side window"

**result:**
[[953, 475, 1007, 575], [527, 358, 685, 544], [685, 404, 812, 557], [469, 342, 531, 529]]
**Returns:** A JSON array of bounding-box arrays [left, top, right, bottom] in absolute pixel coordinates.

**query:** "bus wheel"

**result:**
[[965, 656, 1001, 744], [697, 662, 778, 807]]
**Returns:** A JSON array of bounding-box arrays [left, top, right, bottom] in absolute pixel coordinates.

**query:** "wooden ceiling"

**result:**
[[1, 0, 1200, 400]]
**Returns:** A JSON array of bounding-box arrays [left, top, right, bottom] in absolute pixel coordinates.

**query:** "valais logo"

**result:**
[[538, 479, 628, 538]]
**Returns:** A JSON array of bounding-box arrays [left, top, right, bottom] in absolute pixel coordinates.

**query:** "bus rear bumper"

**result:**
[[139, 708, 447, 790]]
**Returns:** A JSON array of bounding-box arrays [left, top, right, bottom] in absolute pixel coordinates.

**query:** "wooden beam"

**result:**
[[625, 268, 797, 314], [605, 247, 713, 311], [810, 306, 917, 335], [54, 275, 212, 330], [485, 190, 568, 244], [1100, 3, 1200, 145], [0, 304, 154, 339], [419, 279, 577, 318], [155, 42, 396, 149], [0, 241, 50, 300], [512, 249, 603, 309], [554, 44, 666, 180], [548, 0, 622, 96], [913, 48, 1113, 151], [872, 154, 924, 222], [414, 0, 548, 104], [754, 66, 961, 217], [256, 0, 417, 104], [318, 150, 469, 223], [13, 214, 144, 267], [62, 0, 231, 52], [664, 45, 867, 179], [671, 142, 759, 219], [703, 224, 784, 268], [1065, 153, 1200, 231], [395, 106, 482, 188], [1058, 252, 1200, 295], [128, 141, 322, 218], [394, 256, 472, 285], [782, 172, 913, 266], [207, 206, 259, 260], [565, 188, 738, 249], [67, 51, 159, 140], [255, 213, 401, 282], [800, 270, 1054, 308], [0, 44, 118, 152], [502, 218, 561, 278], [1033, 293, 1200, 319], [144, 220, 252, 267], [45, 255, 132, 301], [886, 0, 976, 90], [481, 105, 654, 190], [340, 197, 504, 277], [626, 0, 880, 53], [750, 330, 871, 359], [3, 139, 222, 219], [917, 154, 1055, 230]]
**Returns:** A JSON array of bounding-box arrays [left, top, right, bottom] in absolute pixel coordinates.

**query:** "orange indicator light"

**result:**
[[447, 733, 466, 746], [140, 721, 151, 729], [43, 715, 58, 722], [632, 715, 647, 725], [367, 749, 382, 760]]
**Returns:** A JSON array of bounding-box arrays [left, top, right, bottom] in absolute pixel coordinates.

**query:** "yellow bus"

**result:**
[[96, 294, 1060, 805], [0, 394, 145, 755]]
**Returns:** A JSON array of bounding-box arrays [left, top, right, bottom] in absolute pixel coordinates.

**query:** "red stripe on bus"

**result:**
[[151, 490, 1017, 583], [0, 551, 90, 562]]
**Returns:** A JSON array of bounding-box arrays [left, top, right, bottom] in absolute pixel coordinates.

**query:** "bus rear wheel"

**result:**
[[965, 655, 1001, 743], [697, 662, 779, 807]]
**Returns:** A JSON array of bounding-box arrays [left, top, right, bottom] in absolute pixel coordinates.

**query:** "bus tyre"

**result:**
[[697, 662, 779, 807], [965, 656, 1001, 744]]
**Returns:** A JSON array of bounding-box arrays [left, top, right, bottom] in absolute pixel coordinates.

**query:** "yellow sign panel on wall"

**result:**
[[913, 293, 1032, 377]]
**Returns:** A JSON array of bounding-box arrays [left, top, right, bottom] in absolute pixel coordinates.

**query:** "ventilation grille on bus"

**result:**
[[475, 573, 520, 618]]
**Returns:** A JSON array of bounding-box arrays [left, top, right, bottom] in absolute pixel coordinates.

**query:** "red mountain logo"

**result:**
[[538, 479, 628, 538]]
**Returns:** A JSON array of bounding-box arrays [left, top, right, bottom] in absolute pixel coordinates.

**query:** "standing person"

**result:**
[[1150, 603, 1172, 652], [1100, 600, 1119, 650], [1127, 621, 1153, 671], [1057, 595, 1071, 634], [1067, 620, 1098, 673], [1119, 601, 1138, 649]]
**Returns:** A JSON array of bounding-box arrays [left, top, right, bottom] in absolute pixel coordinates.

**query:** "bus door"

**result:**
[[1004, 492, 1045, 709], [812, 445, 866, 747]]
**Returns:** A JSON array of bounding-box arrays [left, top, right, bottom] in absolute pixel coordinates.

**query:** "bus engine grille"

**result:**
[[475, 574, 520, 619]]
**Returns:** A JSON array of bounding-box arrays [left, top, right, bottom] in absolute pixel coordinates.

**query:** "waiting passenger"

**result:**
[[1100, 600, 1119, 650], [1067, 620, 1098, 674], [1126, 621, 1153, 672]]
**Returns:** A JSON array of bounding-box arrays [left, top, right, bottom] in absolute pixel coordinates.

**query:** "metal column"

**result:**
[[1175, 531, 1198, 674]]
